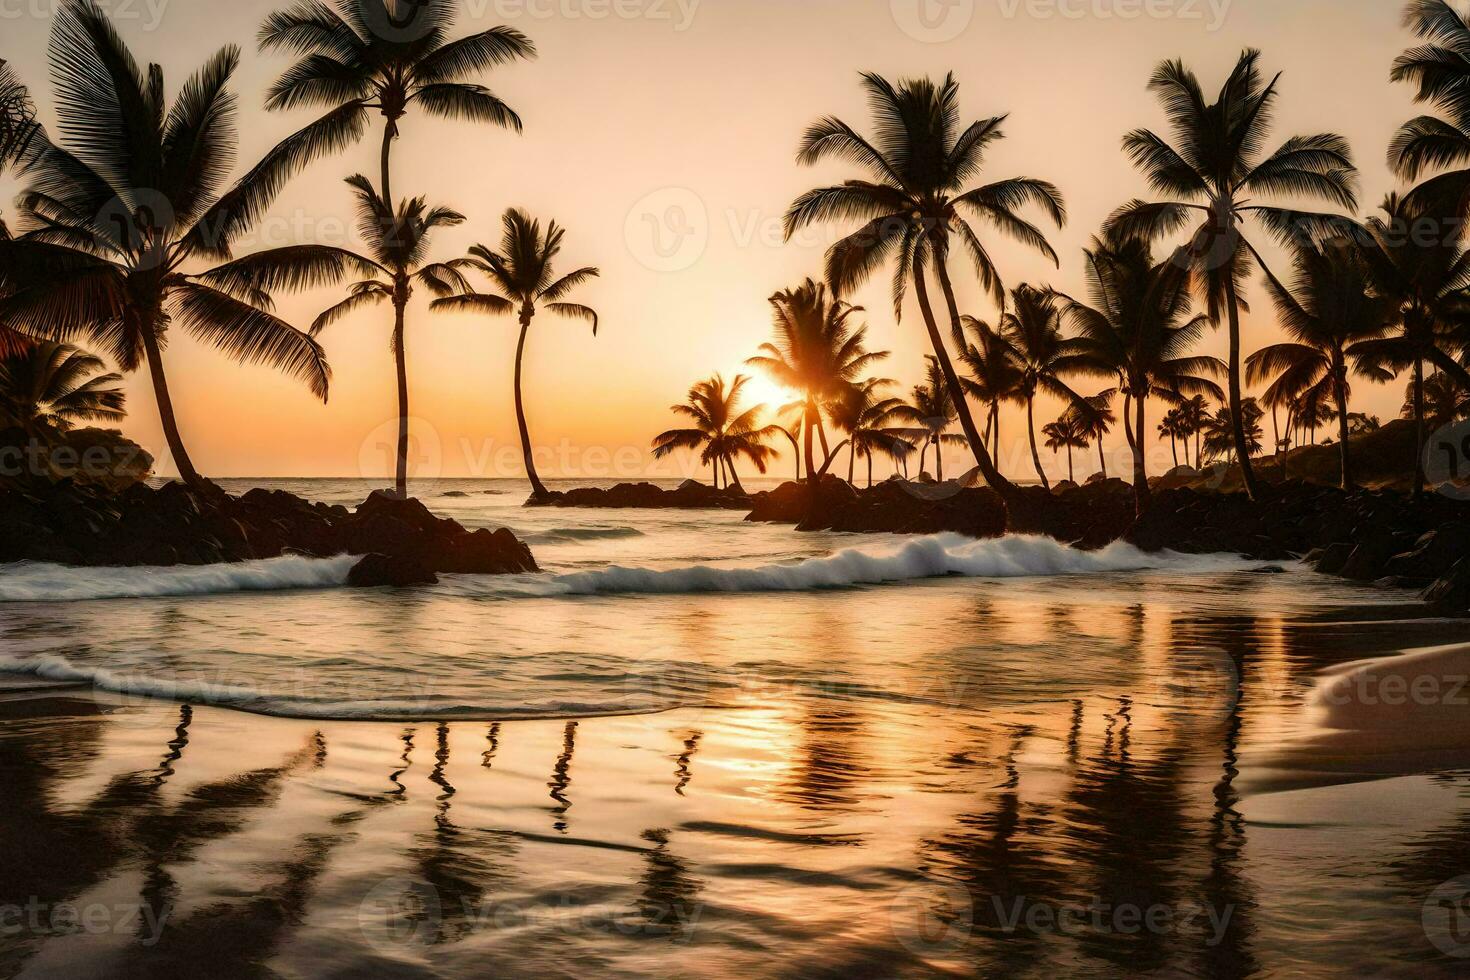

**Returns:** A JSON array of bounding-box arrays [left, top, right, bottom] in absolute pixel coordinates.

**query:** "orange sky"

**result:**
[[0, 0, 1426, 482]]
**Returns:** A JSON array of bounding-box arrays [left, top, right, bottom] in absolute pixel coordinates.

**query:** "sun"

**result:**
[[735, 372, 793, 420]]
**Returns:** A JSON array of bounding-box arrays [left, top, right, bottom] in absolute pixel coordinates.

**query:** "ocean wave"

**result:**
[[524, 526, 647, 544], [540, 534, 1253, 597], [0, 555, 356, 603]]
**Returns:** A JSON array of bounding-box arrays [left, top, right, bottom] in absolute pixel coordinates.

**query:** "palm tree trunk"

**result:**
[[1122, 393, 1135, 450], [990, 404, 1001, 463], [1223, 270, 1261, 500], [867, 450, 873, 488], [847, 442, 856, 485], [918, 441, 930, 479], [1098, 437, 1107, 481], [1414, 357, 1426, 500], [393, 297, 410, 498], [935, 435, 944, 483], [1169, 434, 1178, 469], [1132, 388, 1150, 514], [921, 258, 1016, 496], [1282, 408, 1293, 481], [1334, 358, 1353, 491], [727, 455, 743, 492], [140, 327, 201, 486], [804, 400, 818, 485], [1025, 396, 1049, 490], [514, 313, 551, 501], [380, 122, 395, 209], [1066, 445, 1074, 484]]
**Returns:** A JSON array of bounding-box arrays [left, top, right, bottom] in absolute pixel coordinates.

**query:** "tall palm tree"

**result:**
[[995, 285, 1095, 491], [1042, 415, 1088, 484], [827, 378, 911, 486], [1353, 193, 1470, 495], [1389, 0, 1470, 216], [1109, 49, 1358, 500], [893, 358, 968, 482], [1178, 394, 1211, 470], [431, 209, 598, 502], [0, 341, 126, 437], [748, 279, 888, 493], [957, 314, 1024, 464], [1246, 237, 1394, 489], [784, 73, 1066, 496], [258, 0, 535, 208], [1063, 231, 1225, 510], [297, 176, 467, 497], [0, 0, 333, 485], [651, 373, 779, 491]]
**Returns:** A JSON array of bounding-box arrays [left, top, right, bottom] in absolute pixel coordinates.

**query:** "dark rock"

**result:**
[[348, 553, 439, 589], [1313, 542, 1356, 576], [541, 481, 751, 511], [1424, 559, 1470, 613]]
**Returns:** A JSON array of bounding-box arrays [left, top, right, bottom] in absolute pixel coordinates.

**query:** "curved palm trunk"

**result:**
[[140, 327, 201, 486], [1333, 356, 1353, 491], [866, 451, 873, 488], [1066, 446, 1074, 484], [1025, 396, 1049, 490], [918, 441, 930, 479], [727, 455, 744, 492], [1097, 438, 1108, 480], [514, 312, 551, 501], [380, 122, 396, 209], [990, 404, 1001, 463], [1223, 271, 1261, 500], [1169, 434, 1178, 469], [1132, 390, 1151, 514], [934, 435, 944, 483], [921, 259, 1016, 496], [847, 443, 856, 485], [392, 297, 410, 498]]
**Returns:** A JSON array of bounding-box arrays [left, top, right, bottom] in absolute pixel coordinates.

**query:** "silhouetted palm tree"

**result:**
[[828, 378, 911, 486], [431, 209, 598, 502], [1203, 399, 1265, 463], [1109, 50, 1358, 500], [258, 0, 534, 207], [1353, 193, 1470, 495], [957, 314, 1024, 464], [749, 279, 887, 490], [1246, 237, 1394, 489], [1158, 409, 1187, 469], [785, 73, 1066, 495], [1390, 0, 1470, 216], [995, 285, 1094, 491], [1064, 231, 1224, 510], [651, 373, 778, 491], [1072, 392, 1117, 478], [1407, 370, 1470, 427], [1043, 415, 1088, 484], [0, 0, 332, 485], [0, 59, 41, 244], [0, 341, 126, 437], [1178, 394, 1210, 469], [894, 358, 968, 482], [302, 177, 467, 497]]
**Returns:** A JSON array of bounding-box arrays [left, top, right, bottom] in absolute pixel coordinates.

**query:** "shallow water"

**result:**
[[1, 478, 1469, 977]]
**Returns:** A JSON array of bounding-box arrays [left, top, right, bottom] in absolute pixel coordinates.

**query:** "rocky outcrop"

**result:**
[[347, 553, 439, 589], [0, 479, 538, 574], [535, 480, 751, 510]]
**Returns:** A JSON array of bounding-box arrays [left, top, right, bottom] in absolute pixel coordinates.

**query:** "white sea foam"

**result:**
[[542, 533, 1253, 596], [0, 555, 357, 602]]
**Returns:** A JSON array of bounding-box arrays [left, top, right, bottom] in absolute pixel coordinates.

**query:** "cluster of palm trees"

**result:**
[[653, 4, 1470, 510], [0, 0, 597, 501]]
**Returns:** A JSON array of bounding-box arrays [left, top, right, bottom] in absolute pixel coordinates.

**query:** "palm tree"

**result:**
[[1353, 193, 1470, 495], [784, 72, 1066, 496], [1158, 409, 1187, 469], [302, 176, 468, 497], [1178, 394, 1211, 469], [1203, 399, 1265, 463], [0, 0, 333, 485], [748, 279, 888, 494], [0, 59, 41, 243], [1109, 50, 1358, 500], [258, 0, 535, 208], [827, 378, 911, 486], [1348, 412, 1382, 434], [651, 373, 778, 491], [893, 358, 968, 482], [1063, 230, 1225, 511], [956, 314, 1024, 465], [995, 285, 1096, 491], [0, 341, 125, 437], [1042, 415, 1088, 484], [431, 209, 598, 502], [1389, 0, 1470, 216], [1072, 392, 1117, 479], [1407, 370, 1470, 427], [1246, 237, 1394, 489]]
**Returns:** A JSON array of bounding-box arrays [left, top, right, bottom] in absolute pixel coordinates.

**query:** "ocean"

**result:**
[[1, 478, 1468, 976]]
